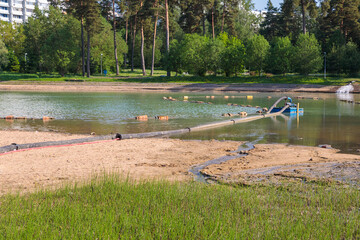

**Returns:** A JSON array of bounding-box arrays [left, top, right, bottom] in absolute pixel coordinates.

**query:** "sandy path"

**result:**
[[0, 131, 239, 195], [0, 81, 357, 93]]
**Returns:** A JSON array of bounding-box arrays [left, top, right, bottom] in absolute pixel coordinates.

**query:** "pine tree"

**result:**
[[320, 0, 360, 47], [260, 0, 281, 41], [294, 0, 317, 34], [84, 0, 102, 77], [65, 0, 87, 76]]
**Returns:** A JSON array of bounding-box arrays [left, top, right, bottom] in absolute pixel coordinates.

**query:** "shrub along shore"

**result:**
[[0, 176, 359, 239]]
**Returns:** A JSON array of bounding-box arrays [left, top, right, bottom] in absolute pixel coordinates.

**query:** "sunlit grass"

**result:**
[[0, 71, 357, 86], [0, 176, 359, 239]]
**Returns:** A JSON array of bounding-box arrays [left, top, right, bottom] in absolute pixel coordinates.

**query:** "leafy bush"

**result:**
[[245, 34, 270, 75], [328, 41, 360, 75], [219, 32, 246, 77], [292, 33, 323, 75], [266, 36, 293, 74]]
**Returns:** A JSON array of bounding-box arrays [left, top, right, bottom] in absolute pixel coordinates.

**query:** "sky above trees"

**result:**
[[253, 0, 281, 10]]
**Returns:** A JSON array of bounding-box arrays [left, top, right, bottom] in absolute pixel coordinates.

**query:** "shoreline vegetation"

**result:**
[[0, 71, 360, 93], [1, 175, 359, 239], [1, 71, 360, 85]]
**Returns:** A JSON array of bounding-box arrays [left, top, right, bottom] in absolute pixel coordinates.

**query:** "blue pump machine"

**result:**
[[270, 97, 304, 115]]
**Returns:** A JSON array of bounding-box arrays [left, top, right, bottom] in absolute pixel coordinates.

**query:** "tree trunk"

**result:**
[[81, 17, 85, 77], [141, 25, 146, 76], [165, 0, 170, 77], [203, 13, 206, 36], [113, 0, 119, 75], [140, 1, 146, 76], [87, 33, 91, 78], [124, 19, 128, 68], [131, 16, 137, 72], [221, 2, 226, 33], [151, 0, 159, 76], [301, 0, 306, 34], [212, 5, 215, 39]]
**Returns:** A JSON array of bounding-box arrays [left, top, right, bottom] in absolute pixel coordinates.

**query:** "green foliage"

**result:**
[[176, 0, 214, 34], [23, 7, 81, 74], [22, 6, 127, 76], [43, 7, 81, 75], [293, 33, 322, 75], [91, 17, 128, 74], [165, 40, 184, 75], [245, 34, 270, 75], [260, 0, 281, 41], [166, 34, 230, 77], [0, 177, 359, 239], [328, 41, 360, 75], [0, 21, 25, 56], [0, 71, 357, 86], [180, 34, 209, 76], [0, 40, 8, 70], [266, 36, 293, 74], [132, 34, 162, 69], [234, 2, 260, 41], [219, 32, 246, 77], [6, 50, 20, 72], [204, 38, 225, 75]]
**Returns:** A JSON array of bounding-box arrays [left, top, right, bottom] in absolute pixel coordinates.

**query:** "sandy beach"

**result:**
[[0, 131, 359, 195], [0, 131, 240, 194]]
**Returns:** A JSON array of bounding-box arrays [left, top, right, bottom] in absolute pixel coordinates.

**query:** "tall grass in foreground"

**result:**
[[0, 176, 359, 239]]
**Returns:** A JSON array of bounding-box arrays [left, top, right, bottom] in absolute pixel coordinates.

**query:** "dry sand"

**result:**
[[1, 131, 359, 195], [0, 131, 239, 194]]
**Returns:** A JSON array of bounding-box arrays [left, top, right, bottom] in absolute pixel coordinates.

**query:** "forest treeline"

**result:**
[[0, 0, 360, 77]]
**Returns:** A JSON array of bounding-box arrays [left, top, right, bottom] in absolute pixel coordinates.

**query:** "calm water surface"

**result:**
[[0, 91, 359, 154]]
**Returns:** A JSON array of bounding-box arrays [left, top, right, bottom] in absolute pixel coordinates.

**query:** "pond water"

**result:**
[[0, 91, 359, 154]]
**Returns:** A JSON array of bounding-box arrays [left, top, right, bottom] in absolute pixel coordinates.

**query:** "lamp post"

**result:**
[[324, 52, 326, 79], [100, 53, 103, 76], [24, 53, 27, 71]]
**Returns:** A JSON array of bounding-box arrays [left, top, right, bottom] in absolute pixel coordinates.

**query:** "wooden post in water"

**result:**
[[297, 103, 300, 128]]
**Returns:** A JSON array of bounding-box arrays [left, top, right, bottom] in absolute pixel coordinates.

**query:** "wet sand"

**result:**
[[1, 131, 360, 195], [202, 144, 360, 185]]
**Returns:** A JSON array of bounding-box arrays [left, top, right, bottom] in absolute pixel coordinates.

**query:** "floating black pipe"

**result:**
[[0, 97, 291, 155]]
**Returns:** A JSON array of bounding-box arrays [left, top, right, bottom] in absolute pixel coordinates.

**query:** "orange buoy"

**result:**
[[43, 116, 54, 121], [155, 116, 169, 120], [135, 115, 148, 120]]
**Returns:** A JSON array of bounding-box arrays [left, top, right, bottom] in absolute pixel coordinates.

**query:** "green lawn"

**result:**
[[0, 176, 359, 239], [0, 70, 358, 86]]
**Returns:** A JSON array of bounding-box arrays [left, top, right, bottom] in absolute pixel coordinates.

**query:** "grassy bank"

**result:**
[[0, 176, 359, 239], [0, 71, 358, 86]]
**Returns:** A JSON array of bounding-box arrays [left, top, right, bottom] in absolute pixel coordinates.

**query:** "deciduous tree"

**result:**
[[245, 34, 270, 75], [293, 33, 322, 75], [0, 40, 8, 71], [266, 36, 293, 74]]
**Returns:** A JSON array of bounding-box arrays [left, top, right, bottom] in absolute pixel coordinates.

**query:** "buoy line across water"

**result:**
[[0, 97, 291, 156]]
